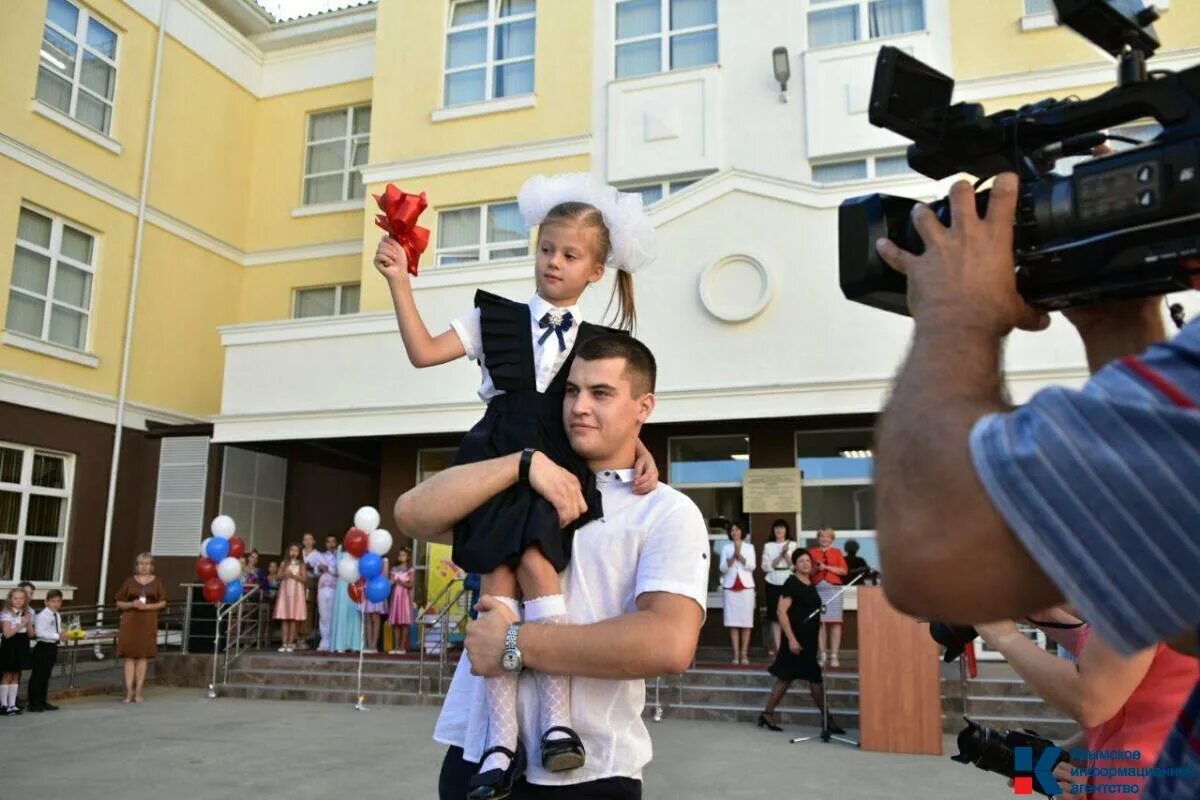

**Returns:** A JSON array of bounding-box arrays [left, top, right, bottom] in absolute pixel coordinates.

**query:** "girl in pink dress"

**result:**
[[388, 547, 415, 655], [273, 544, 308, 652]]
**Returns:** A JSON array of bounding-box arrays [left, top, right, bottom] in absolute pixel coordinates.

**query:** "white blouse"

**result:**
[[762, 541, 798, 586], [451, 293, 583, 402]]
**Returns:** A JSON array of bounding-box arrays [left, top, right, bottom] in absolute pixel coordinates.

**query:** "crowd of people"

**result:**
[[719, 521, 873, 668], [266, 533, 417, 655]]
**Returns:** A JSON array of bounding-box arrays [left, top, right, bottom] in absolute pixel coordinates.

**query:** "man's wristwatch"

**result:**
[[518, 448, 536, 484], [501, 622, 524, 672]]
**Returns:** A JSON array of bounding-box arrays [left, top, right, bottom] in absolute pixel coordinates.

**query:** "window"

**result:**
[[6, 207, 96, 352], [36, 0, 119, 135], [615, 0, 718, 79], [444, 0, 536, 107], [812, 152, 914, 184], [293, 283, 360, 319], [435, 201, 528, 266], [807, 0, 925, 49], [795, 430, 877, 577], [620, 176, 703, 207], [0, 443, 73, 584], [219, 447, 286, 554], [303, 105, 371, 205], [669, 435, 750, 607]]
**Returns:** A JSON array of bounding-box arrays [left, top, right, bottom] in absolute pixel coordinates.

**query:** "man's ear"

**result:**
[[637, 392, 656, 423]]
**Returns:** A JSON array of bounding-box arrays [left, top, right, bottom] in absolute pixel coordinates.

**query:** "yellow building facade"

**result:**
[[1, 0, 1196, 612]]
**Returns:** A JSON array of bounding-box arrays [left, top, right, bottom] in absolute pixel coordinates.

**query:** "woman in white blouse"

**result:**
[[760, 518, 798, 657], [719, 521, 757, 665]]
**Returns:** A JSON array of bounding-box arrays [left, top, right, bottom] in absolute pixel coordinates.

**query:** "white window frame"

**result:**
[[301, 104, 371, 206], [36, 0, 120, 136], [618, 175, 706, 206], [806, 0, 926, 50], [811, 151, 914, 184], [444, 0, 537, 107], [434, 201, 529, 267], [292, 282, 360, 319], [0, 442, 74, 587], [6, 205, 98, 353], [614, 0, 719, 79]]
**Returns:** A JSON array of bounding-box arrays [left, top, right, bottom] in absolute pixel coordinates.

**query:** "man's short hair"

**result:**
[[45, 589, 63, 602], [575, 333, 657, 396]]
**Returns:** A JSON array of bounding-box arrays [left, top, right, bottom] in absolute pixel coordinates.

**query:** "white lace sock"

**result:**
[[480, 595, 522, 774], [3, 683, 15, 707], [524, 594, 572, 743]]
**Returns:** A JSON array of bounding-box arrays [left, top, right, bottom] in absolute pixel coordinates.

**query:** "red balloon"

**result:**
[[348, 578, 365, 604], [202, 577, 225, 604], [344, 527, 369, 558], [228, 536, 245, 559], [195, 557, 217, 582]]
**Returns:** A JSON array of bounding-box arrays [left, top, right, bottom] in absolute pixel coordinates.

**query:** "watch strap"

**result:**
[[518, 448, 536, 484]]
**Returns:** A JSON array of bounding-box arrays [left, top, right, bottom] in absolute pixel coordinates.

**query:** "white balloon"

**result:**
[[338, 556, 360, 583], [217, 557, 242, 583], [200, 538, 212, 558], [353, 506, 380, 533], [367, 529, 393, 556], [210, 515, 236, 539]]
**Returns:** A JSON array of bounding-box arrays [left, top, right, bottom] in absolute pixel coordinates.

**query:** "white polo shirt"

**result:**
[[433, 469, 711, 786]]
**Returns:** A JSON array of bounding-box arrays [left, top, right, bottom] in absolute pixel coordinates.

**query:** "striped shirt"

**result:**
[[970, 318, 1200, 799]]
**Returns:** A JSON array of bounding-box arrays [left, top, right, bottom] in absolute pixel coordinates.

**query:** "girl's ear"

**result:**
[[589, 261, 606, 285]]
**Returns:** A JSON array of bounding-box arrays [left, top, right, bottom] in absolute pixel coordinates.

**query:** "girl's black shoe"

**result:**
[[467, 744, 527, 800]]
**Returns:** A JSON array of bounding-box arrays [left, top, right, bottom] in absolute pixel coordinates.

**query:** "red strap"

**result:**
[[1120, 357, 1198, 410], [731, 575, 746, 591]]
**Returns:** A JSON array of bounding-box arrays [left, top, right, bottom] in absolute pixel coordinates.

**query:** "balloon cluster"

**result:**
[[339, 507, 393, 605], [195, 516, 246, 604]]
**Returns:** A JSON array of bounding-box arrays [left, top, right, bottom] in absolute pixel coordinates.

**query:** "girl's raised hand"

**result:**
[[373, 235, 410, 282]]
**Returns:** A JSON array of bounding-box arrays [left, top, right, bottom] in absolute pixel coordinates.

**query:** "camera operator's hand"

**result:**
[[875, 174, 1049, 336], [1063, 296, 1167, 374]]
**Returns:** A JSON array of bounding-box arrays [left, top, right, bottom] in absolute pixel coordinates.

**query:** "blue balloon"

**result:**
[[359, 551, 383, 580], [222, 579, 243, 604], [206, 536, 230, 562], [365, 574, 391, 604]]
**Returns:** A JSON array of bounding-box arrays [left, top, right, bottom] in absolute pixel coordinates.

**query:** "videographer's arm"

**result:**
[[875, 176, 1061, 621], [978, 620, 1155, 728], [470, 592, 703, 678], [392, 451, 587, 544]]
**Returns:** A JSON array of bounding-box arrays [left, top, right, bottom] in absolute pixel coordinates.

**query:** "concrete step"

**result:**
[[227, 666, 427, 693]]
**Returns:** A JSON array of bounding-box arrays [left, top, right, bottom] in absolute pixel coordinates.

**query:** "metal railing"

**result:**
[[57, 599, 189, 690], [418, 578, 470, 696], [204, 584, 264, 698]]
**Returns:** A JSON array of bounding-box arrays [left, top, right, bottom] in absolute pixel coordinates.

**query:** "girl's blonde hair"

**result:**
[[541, 202, 636, 332], [4, 587, 28, 615]]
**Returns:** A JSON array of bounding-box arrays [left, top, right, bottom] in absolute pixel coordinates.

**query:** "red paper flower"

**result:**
[[373, 184, 430, 277]]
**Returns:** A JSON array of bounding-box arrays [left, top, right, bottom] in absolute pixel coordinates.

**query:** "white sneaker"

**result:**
[[818, 651, 827, 667], [830, 654, 840, 668], [278, 646, 288, 653]]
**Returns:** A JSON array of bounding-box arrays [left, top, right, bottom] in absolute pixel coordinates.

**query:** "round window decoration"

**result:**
[[698, 254, 773, 323]]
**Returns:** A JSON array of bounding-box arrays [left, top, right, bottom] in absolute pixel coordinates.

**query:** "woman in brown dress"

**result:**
[[115, 553, 167, 703]]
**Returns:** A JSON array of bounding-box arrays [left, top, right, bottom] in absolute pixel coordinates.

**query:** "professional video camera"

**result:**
[[839, 0, 1200, 315], [952, 717, 1070, 797]]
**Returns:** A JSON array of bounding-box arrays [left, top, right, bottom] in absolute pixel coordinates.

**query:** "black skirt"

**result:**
[[451, 390, 603, 574], [768, 641, 823, 684], [0, 632, 32, 673]]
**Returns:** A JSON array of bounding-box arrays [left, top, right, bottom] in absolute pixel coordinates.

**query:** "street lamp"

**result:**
[[772, 46, 791, 103]]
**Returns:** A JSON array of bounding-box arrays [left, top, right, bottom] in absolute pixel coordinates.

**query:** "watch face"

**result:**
[[501, 650, 521, 672]]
